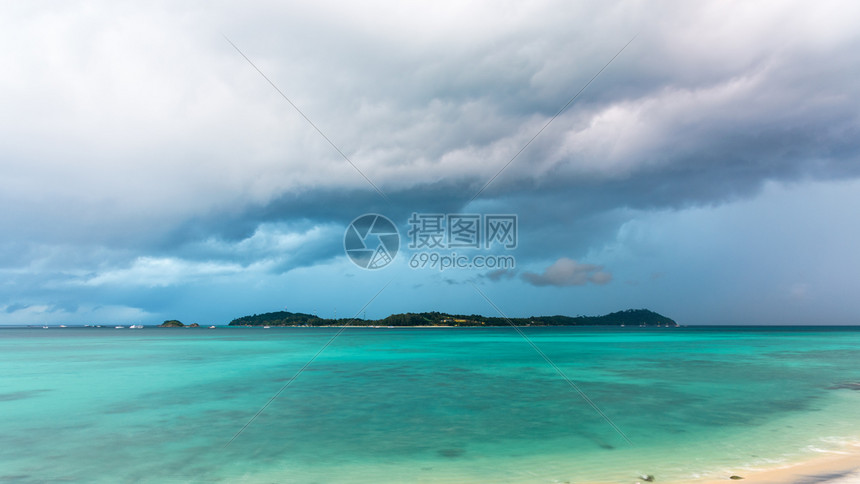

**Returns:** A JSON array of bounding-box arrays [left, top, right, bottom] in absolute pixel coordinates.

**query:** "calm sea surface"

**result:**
[[1, 326, 860, 483]]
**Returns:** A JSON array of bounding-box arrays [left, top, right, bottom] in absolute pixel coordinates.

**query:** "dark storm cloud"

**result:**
[[206, 3, 860, 270], [5, 2, 859, 253], [483, 269, 517, 282]]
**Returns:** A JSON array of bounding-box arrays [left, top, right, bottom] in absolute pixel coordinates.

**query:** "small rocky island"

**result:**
[[228, 308, 678, 328], [159, 320, 185, 327]]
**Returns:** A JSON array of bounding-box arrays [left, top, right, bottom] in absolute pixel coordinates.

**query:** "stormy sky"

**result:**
[[2, 0, 859, 325]]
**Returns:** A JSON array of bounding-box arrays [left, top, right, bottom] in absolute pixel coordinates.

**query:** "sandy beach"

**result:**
[[697, 449, 860, 484]]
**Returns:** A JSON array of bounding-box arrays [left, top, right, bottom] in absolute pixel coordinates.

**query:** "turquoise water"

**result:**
[[1, 326, 860, 483]]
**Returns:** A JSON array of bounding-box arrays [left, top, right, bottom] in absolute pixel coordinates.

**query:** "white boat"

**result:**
[[115, 326, 124, 329], [208, 326, 216, 329], [129, 324, 143, 329], [263, 325, 271, 329]]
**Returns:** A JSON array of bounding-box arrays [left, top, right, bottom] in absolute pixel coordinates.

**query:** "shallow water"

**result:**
[[1, 326, 859, 483]]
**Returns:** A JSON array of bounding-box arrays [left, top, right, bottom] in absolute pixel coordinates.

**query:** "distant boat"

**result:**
[[59, 325, 67, 328], [115, 326, 124, 329], [129, 324, 143, 329], [263, 325, 271, 329], [208, 326, 216, 329]]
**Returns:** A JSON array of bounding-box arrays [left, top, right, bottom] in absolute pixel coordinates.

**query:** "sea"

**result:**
[[1, 326, 859, 483]]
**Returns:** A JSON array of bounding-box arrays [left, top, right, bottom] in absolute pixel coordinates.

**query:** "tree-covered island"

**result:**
[[228, 309, 677, 327]]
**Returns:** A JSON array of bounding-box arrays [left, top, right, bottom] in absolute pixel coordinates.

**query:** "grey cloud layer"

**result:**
[[522, 258, 612, 287]]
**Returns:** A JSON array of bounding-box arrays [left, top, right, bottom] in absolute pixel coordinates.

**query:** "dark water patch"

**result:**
[[437, 448, 464, 458], [0, 476, 33, 483], [0, 389, 50, 401], [102, 404, 142, 414], [382, 347, 435, 354]]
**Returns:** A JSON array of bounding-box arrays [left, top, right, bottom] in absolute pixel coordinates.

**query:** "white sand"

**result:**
[[698, 450, 860, 484]]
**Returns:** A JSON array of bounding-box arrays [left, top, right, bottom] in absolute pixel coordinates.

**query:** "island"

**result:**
[[159, 320, 185, 327], [228, 309, 677, 327]]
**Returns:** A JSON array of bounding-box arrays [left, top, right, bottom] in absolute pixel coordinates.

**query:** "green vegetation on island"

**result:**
[[159, 320, 185, 327], [228, 309, 677, 327]]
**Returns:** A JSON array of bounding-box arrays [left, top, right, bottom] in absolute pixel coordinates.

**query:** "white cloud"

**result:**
[[79, 257, 244, 288], [1, 303, 153, 325], [192, 222, 340, 261]]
